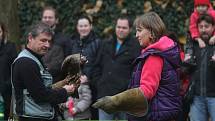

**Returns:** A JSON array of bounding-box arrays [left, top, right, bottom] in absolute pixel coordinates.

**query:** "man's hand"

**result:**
[[209, 35, 215, 45], [63, 84, 76, 95], [51, 75, 73, 89], [196, 38, 206, 48]]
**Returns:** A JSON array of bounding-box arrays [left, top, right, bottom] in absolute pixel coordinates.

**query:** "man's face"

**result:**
[[27, 33, 52, 56], [198, 20, 215, 41], [42, 10, 58, 28], [115, 19, 130, 41]]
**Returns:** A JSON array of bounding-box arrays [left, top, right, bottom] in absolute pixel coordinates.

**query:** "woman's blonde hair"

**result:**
[[134, 12, 166, 42]]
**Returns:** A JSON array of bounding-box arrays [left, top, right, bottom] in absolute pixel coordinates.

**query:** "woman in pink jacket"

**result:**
[[93, 12, 181, 121]]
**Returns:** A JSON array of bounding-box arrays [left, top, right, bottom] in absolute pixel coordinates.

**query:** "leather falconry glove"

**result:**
[[92, 88, 148, 117]]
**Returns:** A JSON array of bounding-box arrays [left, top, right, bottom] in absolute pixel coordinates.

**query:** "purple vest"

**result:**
[[128, 45, 182, 121]]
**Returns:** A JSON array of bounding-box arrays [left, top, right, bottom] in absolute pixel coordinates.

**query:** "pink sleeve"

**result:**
[[139, 55, 163, 100], [189, 12, 200, 39]]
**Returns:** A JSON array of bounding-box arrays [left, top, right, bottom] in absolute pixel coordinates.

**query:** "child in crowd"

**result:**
[[184, 0, 215, 64], [62, 75, 92, 120]]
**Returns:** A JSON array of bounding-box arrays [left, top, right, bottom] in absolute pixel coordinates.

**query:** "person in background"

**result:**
[[11, 22, 75, 121], [41, 6, 69, 52], [92, 15, 141, 120], [188, 14, 215, 121], [65, 15, 101, 120], [41, 6, 69, 83], [93, 12, 182, 121], [184, 0, 215, 64], [0, 22, 17, 120]]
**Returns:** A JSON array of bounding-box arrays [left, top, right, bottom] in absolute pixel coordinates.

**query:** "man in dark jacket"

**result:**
[[188, 14, 215, 121], [41, 6, 69, 83], [92, 15, 141, 120]]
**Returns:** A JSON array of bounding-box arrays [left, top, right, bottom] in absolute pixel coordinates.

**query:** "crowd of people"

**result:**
[[0, 0, 215, 121]]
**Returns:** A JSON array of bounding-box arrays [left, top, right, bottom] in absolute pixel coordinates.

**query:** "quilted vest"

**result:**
[[128, 45, 181, 121], [11, 49, 55, 119]]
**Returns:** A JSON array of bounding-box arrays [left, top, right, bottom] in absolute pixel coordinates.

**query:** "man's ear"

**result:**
[[28, 33, 33, 42]]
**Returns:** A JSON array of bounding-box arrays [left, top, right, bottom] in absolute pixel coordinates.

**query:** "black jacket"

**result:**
[[92, 35, 141, 98], [65, 31, 101, 80], [0, 41, 17, 94], [192, 41, 215, 97], [53, 32, 70, 55]]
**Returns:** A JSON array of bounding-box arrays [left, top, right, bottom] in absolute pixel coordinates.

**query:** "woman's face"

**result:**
[[135, 26, 152, 48], [0, 26, 3, 41], [77, 18, 92, 39]]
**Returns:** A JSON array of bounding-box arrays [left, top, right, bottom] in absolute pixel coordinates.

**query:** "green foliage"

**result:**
[[18, 0, 197, 39]]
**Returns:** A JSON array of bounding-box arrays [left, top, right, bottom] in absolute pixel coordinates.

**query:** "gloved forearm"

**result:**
[[93, 88, 148, 117]]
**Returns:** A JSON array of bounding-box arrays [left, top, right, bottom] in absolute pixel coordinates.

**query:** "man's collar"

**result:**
[[26, 47, 43, 59]]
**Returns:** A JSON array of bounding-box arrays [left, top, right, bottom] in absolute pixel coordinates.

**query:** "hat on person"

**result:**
[[194, 0, 210, 7]]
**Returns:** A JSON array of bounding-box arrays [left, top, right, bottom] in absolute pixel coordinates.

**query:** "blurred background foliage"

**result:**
[[18, 0, 215, 44]]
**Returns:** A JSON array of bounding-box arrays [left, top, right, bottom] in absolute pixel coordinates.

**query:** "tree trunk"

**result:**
[[0, 0, 20, 43]]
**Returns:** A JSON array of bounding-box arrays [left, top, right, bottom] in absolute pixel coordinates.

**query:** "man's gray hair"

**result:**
[[28, 22, 54, 38]]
